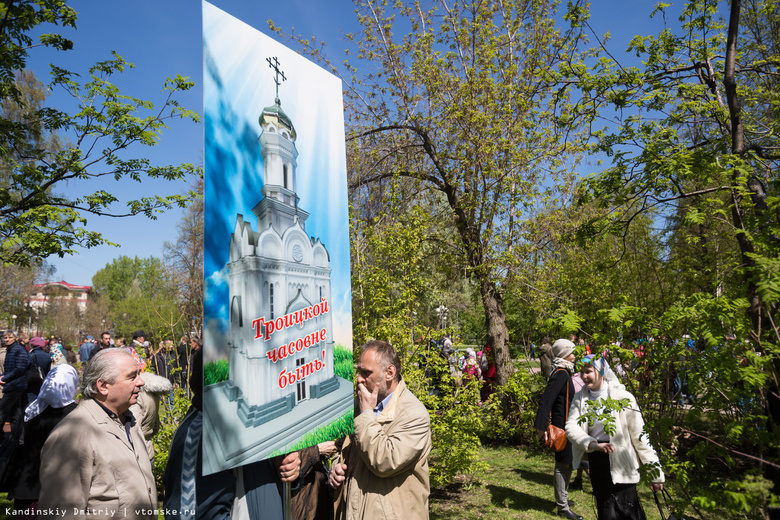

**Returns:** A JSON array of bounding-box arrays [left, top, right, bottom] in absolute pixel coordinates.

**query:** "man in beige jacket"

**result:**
[[39, 348, 157, 519], [329, 340, 432, 520]]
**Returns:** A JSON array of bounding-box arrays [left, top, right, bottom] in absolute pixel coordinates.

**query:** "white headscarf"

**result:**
[[24, 364, 79, 422], [585, 354, 619, 383]]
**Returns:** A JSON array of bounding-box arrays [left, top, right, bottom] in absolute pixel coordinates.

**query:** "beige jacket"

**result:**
[[128, 371, 173, 460], [335, 379, 432, 520], [39, 399, 157, 519]]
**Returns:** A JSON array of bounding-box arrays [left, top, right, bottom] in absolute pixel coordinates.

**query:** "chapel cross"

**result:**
[[266, 56, 286, 104]]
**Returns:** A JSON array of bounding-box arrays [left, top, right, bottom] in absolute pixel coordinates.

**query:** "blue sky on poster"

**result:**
[[26, 0, 673, 287], [202, 3, 352, 355]]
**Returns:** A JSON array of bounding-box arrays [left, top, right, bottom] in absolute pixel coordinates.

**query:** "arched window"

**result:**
[[283, 164, 289, 189], [270, 284, 274, 319], [296, 357, 307, 401]]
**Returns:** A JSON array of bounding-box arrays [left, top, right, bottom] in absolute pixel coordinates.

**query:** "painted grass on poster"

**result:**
[[205, 358, 229, 385], [267, 408, 354, 458], [333, 344, 354, 380], [204, 344, 353, 386]]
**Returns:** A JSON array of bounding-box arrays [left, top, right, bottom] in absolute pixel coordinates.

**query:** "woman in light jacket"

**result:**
[[566, 355, 664, 520]]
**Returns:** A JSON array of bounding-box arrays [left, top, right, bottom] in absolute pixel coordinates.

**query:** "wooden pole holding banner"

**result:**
[[283, 481, 291, 520]]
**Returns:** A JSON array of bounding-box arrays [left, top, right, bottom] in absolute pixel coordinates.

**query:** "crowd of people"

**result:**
[[438, 337, 498, 402], [0, 326, 669, 520], [0, 333, 433, 520], [0, 329, 200, 519]]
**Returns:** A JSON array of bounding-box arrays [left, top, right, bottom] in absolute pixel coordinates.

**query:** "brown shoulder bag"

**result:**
[[543, 369, 569, 452]]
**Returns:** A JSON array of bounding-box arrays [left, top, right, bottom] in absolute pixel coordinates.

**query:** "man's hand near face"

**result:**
[[357, 381, 379, 414]]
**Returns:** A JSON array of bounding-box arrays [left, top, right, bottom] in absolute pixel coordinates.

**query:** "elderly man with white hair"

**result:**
[[39, 348, 157, 519]]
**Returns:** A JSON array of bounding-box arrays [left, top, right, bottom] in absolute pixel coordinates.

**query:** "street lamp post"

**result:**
[[435, 305, 448, 330], [411, 311, 417, 345], [11, 314, 17, 330]]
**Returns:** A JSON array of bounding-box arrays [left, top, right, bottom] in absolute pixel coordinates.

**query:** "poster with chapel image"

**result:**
[[201, 1, 354, 475]]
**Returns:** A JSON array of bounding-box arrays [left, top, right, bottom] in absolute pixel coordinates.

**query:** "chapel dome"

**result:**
[[259, 99, 297, 140]]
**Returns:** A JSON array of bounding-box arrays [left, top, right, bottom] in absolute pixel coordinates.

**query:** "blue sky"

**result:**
[[27, 0, 358, 286], [25, 0, 669, 287]]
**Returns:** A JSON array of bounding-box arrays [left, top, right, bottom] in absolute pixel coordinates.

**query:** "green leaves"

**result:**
[[577, 396, 631, 437], [0, 52, 201, 265], [0, 4, 203, 265]]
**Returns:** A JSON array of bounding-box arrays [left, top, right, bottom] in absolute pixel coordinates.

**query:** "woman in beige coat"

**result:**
[[566, 356, 664, 520]]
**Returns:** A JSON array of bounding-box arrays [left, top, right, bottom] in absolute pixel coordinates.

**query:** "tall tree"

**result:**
[[91, 254, 185, 341], [280, 0, 589, 385], [565, 0, 778, 395], [0, 1, 201, 265], [163, 177, 204, 336], [561, 0, 780, 500], [91, 255, 169, 303], [0, 262, 48, 328]]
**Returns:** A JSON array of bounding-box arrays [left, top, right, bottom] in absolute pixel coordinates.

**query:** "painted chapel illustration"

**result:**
[[224, 58, 339, 427]]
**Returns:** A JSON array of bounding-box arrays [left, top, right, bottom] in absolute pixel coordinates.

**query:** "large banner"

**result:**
[[202, 2, 353, 475]]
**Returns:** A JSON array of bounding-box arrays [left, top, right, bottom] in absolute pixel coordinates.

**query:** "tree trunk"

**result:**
[[479, 277, 513, 386], [723, 0, 763, 331], [724, 0, 780, 438]]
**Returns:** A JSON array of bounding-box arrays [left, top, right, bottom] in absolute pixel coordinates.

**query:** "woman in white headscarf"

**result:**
[[1, 364, 79, 513], [566, 355, 664, 520]]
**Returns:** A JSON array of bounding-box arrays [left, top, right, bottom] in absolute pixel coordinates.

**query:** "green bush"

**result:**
[[405, 349, 488, 488], [479, 367, 539, 445], [151, 386, 192, 502]]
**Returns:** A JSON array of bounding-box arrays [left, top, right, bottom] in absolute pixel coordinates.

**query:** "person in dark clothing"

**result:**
[[292, 441, 336, 520], [151, 341, 172, 379], [26, 336, 52, 403], [539, 337, 554, 378], [534, 338, 581, 520], [2, 364, 79, 515], [164, 349, 304, 520], [171, 337, 188, 390], [163, 347, 236, 518], [95, 331, 112, 354], [0, 331, 29, 448]]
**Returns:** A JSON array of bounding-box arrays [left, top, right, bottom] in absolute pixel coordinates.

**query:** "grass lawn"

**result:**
[[515, 358, 541, 370], [431, 444, 685, 520]]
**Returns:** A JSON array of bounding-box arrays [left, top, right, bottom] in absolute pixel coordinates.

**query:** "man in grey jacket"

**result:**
[[39, 348, 157, 519]]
